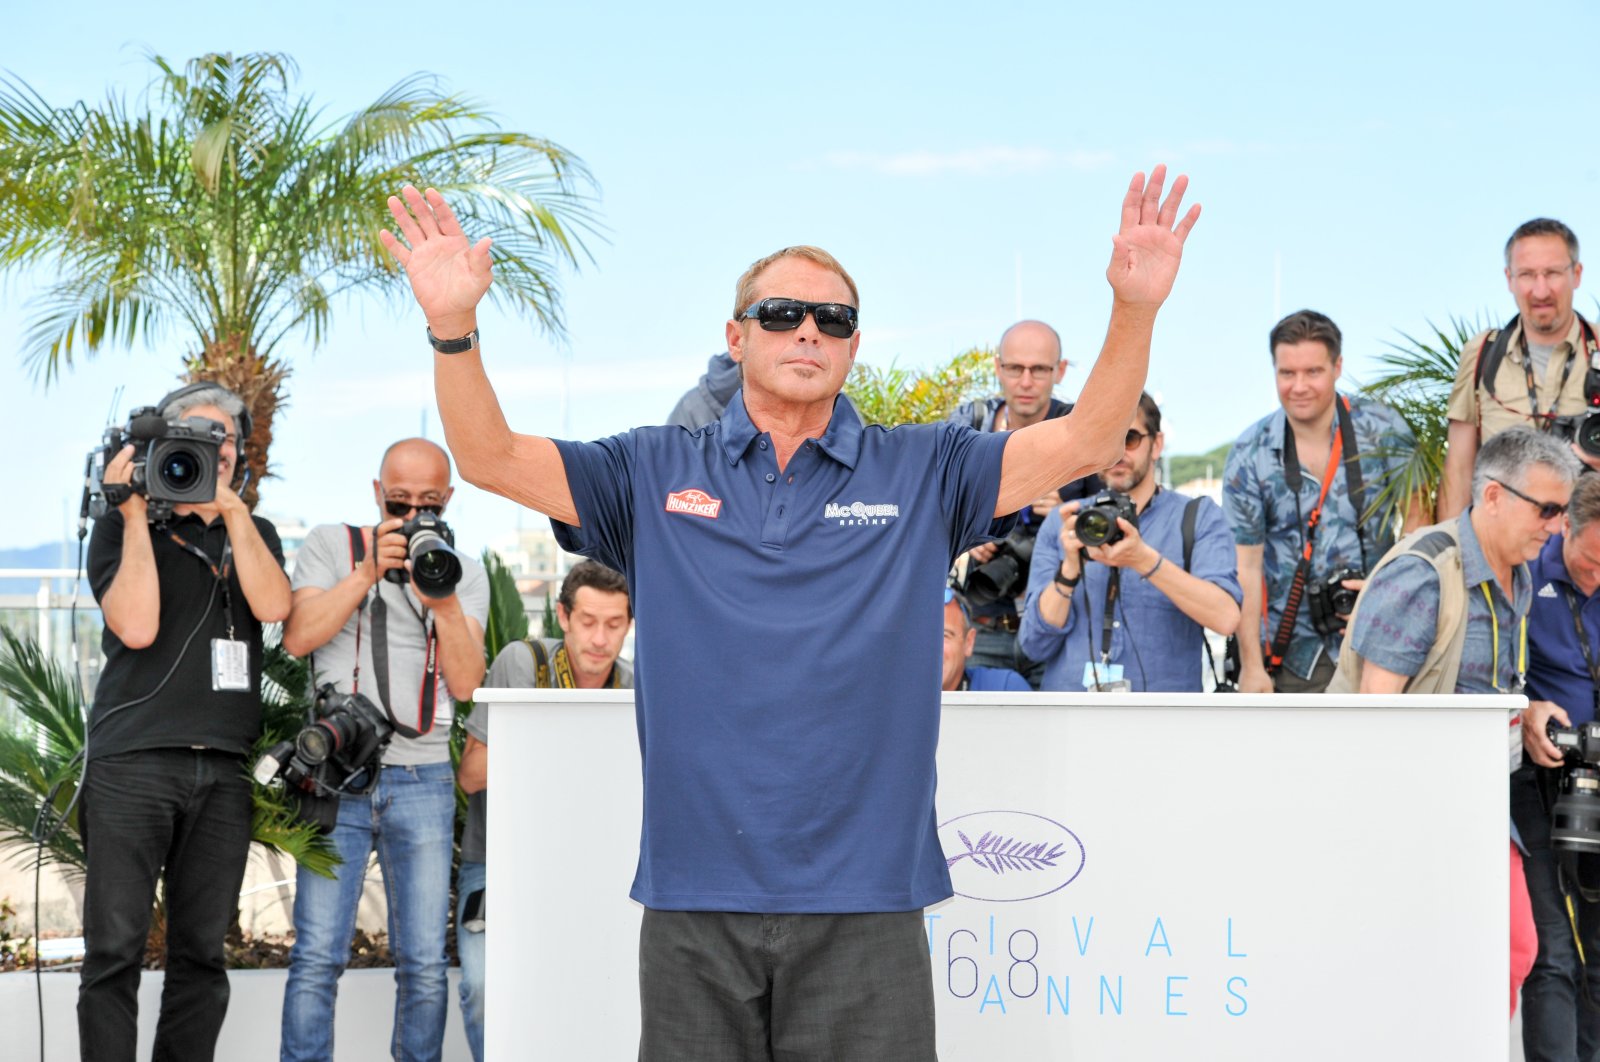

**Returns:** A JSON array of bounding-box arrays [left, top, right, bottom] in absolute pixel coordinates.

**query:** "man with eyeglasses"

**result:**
[[1020, 392, 1242, 692], [1441, 219, 1594, 520], [380, 167, 1199, 1061], [1223, 309, 1420, 695], [278, 437, 489, 1062], [950, 320, 1103, 686], [1512, 471, 1600, 1057]]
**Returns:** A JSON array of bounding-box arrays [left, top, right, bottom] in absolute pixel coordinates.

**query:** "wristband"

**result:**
[[427, 327, 480, 354], [1053, 568, 1081, 589], [1141, 554, 1165, 579]]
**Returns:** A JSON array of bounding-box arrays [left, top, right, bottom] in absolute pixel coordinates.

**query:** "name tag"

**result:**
[[1083, 661, 1128, 692], [211, 639, 250, 692], [1508, 708, 1524, 775]]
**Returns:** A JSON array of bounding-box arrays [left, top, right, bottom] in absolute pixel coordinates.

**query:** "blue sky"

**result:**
[[3, 0, 1598, 553]]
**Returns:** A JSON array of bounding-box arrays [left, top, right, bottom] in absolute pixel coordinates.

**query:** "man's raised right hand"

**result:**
[[380, 185, 493, 338]]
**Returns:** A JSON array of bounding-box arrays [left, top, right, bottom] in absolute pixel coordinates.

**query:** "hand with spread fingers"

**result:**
[[1105, 164, 1201, 310], [379, 185, 493, 334]]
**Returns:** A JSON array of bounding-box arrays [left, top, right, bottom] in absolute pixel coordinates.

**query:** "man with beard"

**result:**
[[1019, 392, 1241, 692]]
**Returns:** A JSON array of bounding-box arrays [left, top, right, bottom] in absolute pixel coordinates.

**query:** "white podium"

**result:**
[[479, 690, 1514, 1060]]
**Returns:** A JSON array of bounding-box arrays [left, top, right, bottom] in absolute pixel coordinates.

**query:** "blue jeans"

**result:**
[[455, 860, 485, 1062], [1512, 766, 1600, 1062], [280, 761, 456, 1062]]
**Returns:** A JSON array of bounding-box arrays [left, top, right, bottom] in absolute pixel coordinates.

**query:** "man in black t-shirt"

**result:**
[[78, 383, 290, 1062]]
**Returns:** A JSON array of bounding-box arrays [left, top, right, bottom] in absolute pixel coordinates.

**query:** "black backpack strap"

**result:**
[[1475, 319, 1517, 398], [1334, 395, 1369, 569], [1410, 530, 1458, 561], [1181, 496, 1202, 572]]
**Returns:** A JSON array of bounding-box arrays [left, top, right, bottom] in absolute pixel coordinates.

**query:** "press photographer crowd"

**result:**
[[35, 192, 1597, 1061]]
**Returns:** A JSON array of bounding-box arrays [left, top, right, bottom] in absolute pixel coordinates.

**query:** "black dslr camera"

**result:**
[[1075, 490, 1139, 548], [1307, 567, 1365, 636], [88, 407, 227, 522], [961, 527, 1036, 609], [253, 685, 395, 833], [1546, 721, 1600, 853], [1552, 412, 1600, 457], [386, 513, 464, 596]]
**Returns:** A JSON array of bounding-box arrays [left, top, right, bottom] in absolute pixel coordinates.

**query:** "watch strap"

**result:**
[[427, 327, 480, 354]]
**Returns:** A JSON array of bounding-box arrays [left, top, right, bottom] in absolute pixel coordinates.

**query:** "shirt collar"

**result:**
[[1264, 394, 1345, 451], [717, 390, 865, 470], [1533, 532, 1575, 590], [1458, 506, 1533, 612], [1507, 314, 1585, 363]]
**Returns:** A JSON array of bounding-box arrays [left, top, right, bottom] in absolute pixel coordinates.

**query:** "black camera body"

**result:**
[[386, 513, 464, 596], [253, 685, 395, 833], [1307, 567, 1366, 636], [88, 408, 227, 523], [1552, 411, 1600, 457], [961, 527, 1036, 609], [1075, 490, 1139, 548], [1547, 721, 1600, 853]]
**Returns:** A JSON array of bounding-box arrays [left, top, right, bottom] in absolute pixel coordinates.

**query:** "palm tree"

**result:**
[[0, 51, 600, 506], [845, 346, 998, 426]]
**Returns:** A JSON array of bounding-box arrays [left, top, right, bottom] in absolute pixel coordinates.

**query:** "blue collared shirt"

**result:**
[[1347, 511, 1532, 693], [963, 665, 1031, 692], [551, 391, 1010, 913], [1526, 533, 1600, 726], [1017, 490, 1242, 692], [1222, 394, 1414, 679]]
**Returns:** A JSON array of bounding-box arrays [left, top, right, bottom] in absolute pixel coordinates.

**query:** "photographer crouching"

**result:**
[[1515, 471, 1600, 1059], [278, 438, 488, 1062], [79, 384, 291, 1062]]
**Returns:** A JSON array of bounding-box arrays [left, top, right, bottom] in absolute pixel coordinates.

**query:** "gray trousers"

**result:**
[[638, 909, 937, 1062]]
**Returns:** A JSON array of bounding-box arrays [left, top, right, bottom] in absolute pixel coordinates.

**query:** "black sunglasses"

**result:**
[[384, 499, 444, 518], [1492, 478, 1566, 520], [740, 298, 859, 339]]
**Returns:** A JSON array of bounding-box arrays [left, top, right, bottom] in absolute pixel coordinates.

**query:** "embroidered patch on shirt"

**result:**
[[823, 500, 902, 526], [665, 488, 723, 519]]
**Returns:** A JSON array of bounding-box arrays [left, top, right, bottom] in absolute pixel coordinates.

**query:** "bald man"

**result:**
[[951, 320, 1103, 685], [280, 438, 489, 1062]]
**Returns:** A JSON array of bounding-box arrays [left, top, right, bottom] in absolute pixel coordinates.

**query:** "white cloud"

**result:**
[[820, 146, 1115, 177]]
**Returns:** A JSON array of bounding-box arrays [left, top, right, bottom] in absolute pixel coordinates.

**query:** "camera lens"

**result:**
[[296, 722, 339, 765], [1578, 415, 1600, 457], [1076, 510, 1112, 546], [160, 449, 201, 491]]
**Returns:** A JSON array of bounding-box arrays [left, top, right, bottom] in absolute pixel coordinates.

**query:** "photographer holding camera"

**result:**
[[1512, 472, 1600, 1059], [950, 320, 1102, 685], [1440, 219, 1597, 520], [1223, 309, 1421, 694], [78, 383, 290, 1062], [278, 438, 488, 1062], [1018, 392, 1241, 691]]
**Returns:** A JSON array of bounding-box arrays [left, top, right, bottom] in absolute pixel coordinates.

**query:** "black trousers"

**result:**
[[77, 748, 254, 1062]]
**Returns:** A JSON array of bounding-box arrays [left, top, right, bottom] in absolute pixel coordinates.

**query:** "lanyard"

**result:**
[[167, 530, 236, 639], [1520, 332, 1578, 425], [1561, 584, 1600, 714], [1479, 582, 1527, 693]]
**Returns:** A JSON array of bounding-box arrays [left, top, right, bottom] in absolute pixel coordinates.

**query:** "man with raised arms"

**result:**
[[380, 168, 1199, 1061]]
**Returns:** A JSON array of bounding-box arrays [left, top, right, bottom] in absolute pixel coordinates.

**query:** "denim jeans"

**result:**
[[455, 860, 485, 1062], [280, 760, 456, 1062], [1512, 766, 1600, 1062], [77, 748, 254, 1062]]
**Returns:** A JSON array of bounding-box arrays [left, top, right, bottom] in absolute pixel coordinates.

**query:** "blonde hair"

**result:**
[[732, 246, 860, 319]]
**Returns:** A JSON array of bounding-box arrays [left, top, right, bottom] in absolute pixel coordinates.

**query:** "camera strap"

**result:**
[[342, 524, 438, 740], [167, 531, 236, 639], [1100, 567, 1121, 664], [1476, 315, 1600, 429], [1266, 397, 1358, 673], [1561, 584, 1600, 715]]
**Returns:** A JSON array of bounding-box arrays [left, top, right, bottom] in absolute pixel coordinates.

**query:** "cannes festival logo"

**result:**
[[939, 810, 1085, 902]]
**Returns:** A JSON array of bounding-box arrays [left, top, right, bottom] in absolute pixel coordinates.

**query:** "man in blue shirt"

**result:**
[[1019, 392, 1242, 691], [942, 590, 1030, 692], [1514, 473, 1600, 1061], [380, 168, 1201, 1060]]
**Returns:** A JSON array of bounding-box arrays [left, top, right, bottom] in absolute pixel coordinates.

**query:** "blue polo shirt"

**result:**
[[963, 666, 1031, 692], [1527, 533, 1600, 726], [551, 391, 1011, 913]]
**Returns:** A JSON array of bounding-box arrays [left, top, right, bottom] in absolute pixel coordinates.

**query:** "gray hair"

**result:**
[[163, 384, 244, 431], [1471, 426, 1581, 505], [1569, 473, 1600, 536]]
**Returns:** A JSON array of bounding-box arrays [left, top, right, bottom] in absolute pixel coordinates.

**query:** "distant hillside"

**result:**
[[0, 541, 90, 595], [1166, 442, 1231, 486]]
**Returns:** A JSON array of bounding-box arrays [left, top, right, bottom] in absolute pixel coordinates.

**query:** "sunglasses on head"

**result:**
[[740, 298, 859, 339], [384, 499, 444, 518]]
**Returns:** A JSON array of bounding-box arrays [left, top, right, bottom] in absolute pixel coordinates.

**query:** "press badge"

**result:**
[[211, 639, 250, 691], [1508, 708, 1524, 774], [1083, 662, 1129, 692]]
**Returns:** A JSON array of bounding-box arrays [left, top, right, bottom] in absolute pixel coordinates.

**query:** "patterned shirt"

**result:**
[[1222, 393, 1415, 679], [1347, 511, 1531, 694]]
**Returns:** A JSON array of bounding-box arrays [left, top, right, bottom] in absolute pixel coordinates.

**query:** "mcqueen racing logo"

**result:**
[[823, 500, 901, 526], [665, 488, 723, 519]]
